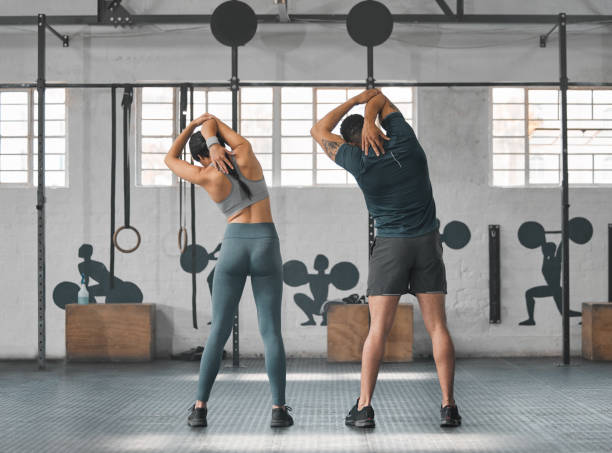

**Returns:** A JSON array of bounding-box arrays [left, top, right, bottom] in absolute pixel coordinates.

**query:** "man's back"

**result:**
[[336, 111, 438, 237]]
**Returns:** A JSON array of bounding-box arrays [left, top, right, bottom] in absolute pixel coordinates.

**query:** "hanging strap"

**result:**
[[110, 87, 117, 289], [113, 87, 141, 254], [178, 85, 188, 253]]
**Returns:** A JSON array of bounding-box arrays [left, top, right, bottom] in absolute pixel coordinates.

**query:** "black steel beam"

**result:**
[[434, 0, 455, 17], [558, 13, 570, 366], [2, 14, 612, 26], [457, 0, 464, 18], [36, 14, 46, 371], [231, 45, 240, 368]]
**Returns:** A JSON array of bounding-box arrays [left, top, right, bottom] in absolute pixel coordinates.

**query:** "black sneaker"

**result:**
[[440, 404, 461, 427], [187, 404, 207, 427], [271, 406, 294, 428], [345, 399, 375, 428]]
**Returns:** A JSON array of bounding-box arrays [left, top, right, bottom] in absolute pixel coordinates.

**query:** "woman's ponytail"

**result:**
[[228, 167, 252, 199]]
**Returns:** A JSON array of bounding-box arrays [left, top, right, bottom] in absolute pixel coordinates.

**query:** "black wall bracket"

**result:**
[[97, 0, 134, 27], [489, 225, 501, 324]]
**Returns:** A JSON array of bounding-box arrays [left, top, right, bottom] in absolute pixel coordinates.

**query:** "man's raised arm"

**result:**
[[310, 88, 380, 161]]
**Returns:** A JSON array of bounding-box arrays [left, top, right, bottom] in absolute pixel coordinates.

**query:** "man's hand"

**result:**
[[353, 88, 381, 105], [361, 120, 389, 156], [191, 113, 216, 127], [209, 144, 235, 174]]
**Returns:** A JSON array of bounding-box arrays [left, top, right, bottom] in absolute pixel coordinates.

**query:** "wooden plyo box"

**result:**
[[582, 302, 612, 361], [327, 303, 413, 363], [66, 304, 155, 362]]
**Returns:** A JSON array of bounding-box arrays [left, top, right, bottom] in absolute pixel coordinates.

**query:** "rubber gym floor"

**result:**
[[1, 357, 611, 453]]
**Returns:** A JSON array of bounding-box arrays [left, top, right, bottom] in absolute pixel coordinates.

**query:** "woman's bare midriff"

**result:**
[[227, 198, 273, 224]]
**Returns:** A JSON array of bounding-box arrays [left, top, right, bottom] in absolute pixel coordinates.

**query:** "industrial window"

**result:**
[[281, 86, 414, 186], [0, 88, 67, 187], [492, 87, 612, 186], [138, 86, 414, 187]]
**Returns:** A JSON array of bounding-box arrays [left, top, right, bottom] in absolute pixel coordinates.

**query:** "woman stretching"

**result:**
[[165, 113, 292, 428]]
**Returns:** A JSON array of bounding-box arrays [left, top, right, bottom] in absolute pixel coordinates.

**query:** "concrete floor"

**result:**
[[1, 357, 611, 453]]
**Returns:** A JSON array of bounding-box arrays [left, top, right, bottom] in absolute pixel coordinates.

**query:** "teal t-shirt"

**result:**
[[335, 111, 439, 238]]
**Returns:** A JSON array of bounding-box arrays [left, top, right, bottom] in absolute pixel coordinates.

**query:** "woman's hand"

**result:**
[[353, 88, 381, 105], [209, 144, 235, 174], [361, 120, 389, 156]]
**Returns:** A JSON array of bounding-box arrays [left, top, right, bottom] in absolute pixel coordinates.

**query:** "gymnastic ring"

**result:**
[[178, 227, 188, 254], [113, 225, 141, 253]]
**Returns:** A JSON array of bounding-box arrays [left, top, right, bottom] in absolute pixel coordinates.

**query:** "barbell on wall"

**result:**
[[517, 217, 593, 249]]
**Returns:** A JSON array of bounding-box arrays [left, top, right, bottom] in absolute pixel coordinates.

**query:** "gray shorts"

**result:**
[[367, 229, 447, 296]]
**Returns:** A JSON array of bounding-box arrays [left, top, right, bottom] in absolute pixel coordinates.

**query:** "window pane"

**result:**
[[567, 90, 592, 104], [34, 120, 65, 136], [282, 87, 312, 103], [0, 138, 28, 154], [569, 171, 592, 184], [241, 103, 273, 119], [34, 104, 65, 120], [208, 104, 232, 120], [0, 121, 28, 136], [594, 155, 612, 169], [142, 120, 173, 136], [1, 105, 28, 121], [142, 170, 172, 186], [493, 154, 524, 170], [34, 88, 65, 104], [317, 170, 349, 184], [256, 153, 272, 170], [142, 137, 172, 154], [493, 120, 524, 136], [241, 88, 273, 103], [282, 104, 312, 120], [208, 91, 231, 103], [281, 120, 312, 136], [0, 170, 27, 183], [1, 91, 28, 104], [45, 171, 65, 187], [317, 153, 338, 170], [529, 104, 558, 120], [141, 153, 167, 170], [594, 170, 612, 183], [281, 170, 312, 186], [248, 137, 272, 155], [493, 104, 524, 120], [0, 154, 27, 170], [593, 105, 612, 120], [240, 120, 272, 136], [142, 103, 173, 120], [381, 87, 412, 103], [492, 170, 524, 186], [33, 154, 65, 171], [493, 137, 524, 154], [317, 89, 348, 103], [529, 170, 559, 184], [528, 90, 558, 103], [568, 154, 592, 170], [492, 88, 523, 103], [593, 90, 612, 103], [282, 154, 312, 170], [263, 170, 272, 183], [567, 104, 592, 120], [142, 88, 173, 103], [530, 154, 559, 170], [282, 137, 312, 154]]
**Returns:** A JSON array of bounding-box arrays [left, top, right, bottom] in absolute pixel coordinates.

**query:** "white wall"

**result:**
[[1, 1, 611, 359]]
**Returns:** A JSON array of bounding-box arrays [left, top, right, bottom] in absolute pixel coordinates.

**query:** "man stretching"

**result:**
[[310, 89, 460, 428]]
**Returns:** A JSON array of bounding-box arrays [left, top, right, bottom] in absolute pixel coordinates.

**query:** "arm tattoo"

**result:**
[[322, 139, 341, 159]]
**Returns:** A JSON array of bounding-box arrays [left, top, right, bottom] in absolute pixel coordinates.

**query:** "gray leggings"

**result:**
[[196, 223, 286, 406]]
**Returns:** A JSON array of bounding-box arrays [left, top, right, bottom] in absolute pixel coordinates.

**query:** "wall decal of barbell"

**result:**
[[518, 217, 593, 249]]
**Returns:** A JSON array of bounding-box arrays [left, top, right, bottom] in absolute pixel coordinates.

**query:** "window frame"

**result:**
[[0, 88, 69, 189], [490, 86, 612, 188]]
